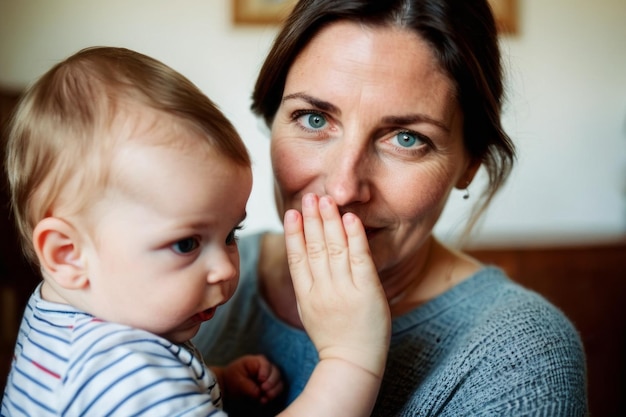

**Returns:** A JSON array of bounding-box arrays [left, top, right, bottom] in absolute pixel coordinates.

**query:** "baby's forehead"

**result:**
[[99, 135, 251, 227], [107, 104, 212, 151]]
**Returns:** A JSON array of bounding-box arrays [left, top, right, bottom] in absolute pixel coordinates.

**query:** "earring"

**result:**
[[462, 188, 470, 200]]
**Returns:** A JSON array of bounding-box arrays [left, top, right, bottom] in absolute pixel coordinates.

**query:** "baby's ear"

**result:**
[[33, 217, 88, 289]]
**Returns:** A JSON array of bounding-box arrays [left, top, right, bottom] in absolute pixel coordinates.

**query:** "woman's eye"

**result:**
[[393, 131, 424, 148], [297, 112, 327, 130], [172, 237, 200, 254]]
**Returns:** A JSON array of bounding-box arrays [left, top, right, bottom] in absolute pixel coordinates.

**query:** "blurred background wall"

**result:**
[[1, 0, 625, 247]]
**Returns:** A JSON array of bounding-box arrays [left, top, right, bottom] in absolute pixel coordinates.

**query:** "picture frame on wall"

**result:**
[[233, 0, 518, 34], [488, 0, 518, 34], [232, 0, 297, 25]]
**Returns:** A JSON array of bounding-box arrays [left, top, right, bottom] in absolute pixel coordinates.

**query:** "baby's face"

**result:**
[[81, 133, 252, 343]]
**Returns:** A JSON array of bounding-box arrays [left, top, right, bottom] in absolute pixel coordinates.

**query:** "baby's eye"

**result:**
[[226, 226, 243, 246], [297, 112, 327, 130], [172, 237, 200, 254], [393, 131, 425, 148]]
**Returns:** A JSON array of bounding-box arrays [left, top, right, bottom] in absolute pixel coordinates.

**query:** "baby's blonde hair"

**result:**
[[5, 46, 250, 264]]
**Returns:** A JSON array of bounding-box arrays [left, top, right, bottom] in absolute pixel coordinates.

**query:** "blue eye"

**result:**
[[301, 113, 327, 130], [172, 238, 200, 254], [395, 131, 419, 148]]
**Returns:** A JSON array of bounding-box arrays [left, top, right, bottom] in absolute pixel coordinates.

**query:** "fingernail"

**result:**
[[319, 196, 331, 209], [302, 193, 316, 208], [284, 209, 299, 223]]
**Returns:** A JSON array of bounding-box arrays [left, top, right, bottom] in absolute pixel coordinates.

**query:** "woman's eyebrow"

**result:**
[[382, 114, 450, 133], [283, 92, 450, 132], [282, 92, 340, 115]]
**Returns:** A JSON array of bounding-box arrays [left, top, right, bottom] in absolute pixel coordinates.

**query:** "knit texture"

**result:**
[[194, 232, 588, 416]]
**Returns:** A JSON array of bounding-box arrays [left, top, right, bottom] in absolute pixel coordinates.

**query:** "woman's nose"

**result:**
[[323, 143, 371, 206]]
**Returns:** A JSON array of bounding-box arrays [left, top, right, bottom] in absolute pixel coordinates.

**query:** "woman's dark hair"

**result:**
[[252, 0, 516, 239]]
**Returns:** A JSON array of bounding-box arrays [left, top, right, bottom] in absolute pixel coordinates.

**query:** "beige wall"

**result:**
[[1, 0, 625, 246]]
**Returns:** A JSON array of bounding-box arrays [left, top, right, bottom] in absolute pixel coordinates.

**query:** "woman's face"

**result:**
[[271, 21, 476, 278]]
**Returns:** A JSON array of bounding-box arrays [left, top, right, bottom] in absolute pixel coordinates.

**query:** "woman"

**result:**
[[194, 0, 588, 415]]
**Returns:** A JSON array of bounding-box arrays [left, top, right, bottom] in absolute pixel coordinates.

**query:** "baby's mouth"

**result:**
[[195, 308, 216, 322]]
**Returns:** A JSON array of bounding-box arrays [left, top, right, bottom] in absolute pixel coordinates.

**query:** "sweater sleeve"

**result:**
[[440, 289, 587, 417]]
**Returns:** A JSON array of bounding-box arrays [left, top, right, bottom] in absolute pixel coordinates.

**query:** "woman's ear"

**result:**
[[33, 217, 89, 290], [455, 158, 481, 190]]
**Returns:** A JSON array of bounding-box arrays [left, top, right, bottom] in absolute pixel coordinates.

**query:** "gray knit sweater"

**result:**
[[193, 232, 588, 416]]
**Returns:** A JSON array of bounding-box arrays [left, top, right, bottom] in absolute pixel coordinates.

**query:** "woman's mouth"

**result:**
[[364, 226, 381, 240]]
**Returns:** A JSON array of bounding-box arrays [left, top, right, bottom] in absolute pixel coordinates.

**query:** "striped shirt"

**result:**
[[1, 284, 225, 417]]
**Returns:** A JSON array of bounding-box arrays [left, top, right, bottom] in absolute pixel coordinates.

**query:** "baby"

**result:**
[[1, 47, 390, 416]]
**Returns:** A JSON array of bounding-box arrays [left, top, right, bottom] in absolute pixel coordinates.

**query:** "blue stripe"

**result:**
[[64, 350, 182, 415], [73, 318, 102, 334], [2, 398, 30, 417], [172, 344, 194, 367], [72, 318, 114, 338], [24, 335, 67, 362], [32, 312, 76, 329], [79, 364, 190, 415], [12, 363, 53, 392], [11, 381, 55, 413], [77, 336, 179, 372], [102, 376, 197, 416], [6, 293, 217, 416], [27, 317, 72, 346], [129, 391, 215, 417], [67, 326, 134, 374], [35, 304, 82, 315], [14, 336, 24, 351], [24, 302, 33, 315], [62, 349, 134, 414]]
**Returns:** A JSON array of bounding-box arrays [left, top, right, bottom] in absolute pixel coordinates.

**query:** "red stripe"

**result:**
[[31, 360, 61, 379]]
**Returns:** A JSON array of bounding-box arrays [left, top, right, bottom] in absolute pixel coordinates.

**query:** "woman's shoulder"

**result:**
[[404, 268, 587, 415], [399, 266, 585, 367], [379, 267, 587, 415], [452, 268, 587, 414], [461, 267, 583, 345], [460, 269, 585, 387]]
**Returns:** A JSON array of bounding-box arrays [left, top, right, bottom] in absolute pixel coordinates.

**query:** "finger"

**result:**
[[342, 212, 379, 289], [301, 193, 332, 283], [249, 355, 270, 382], [284, 208, 312, 295], [261, 379, 284, 402], [236, 378, 262, 399], [318, 196, 352, 283], [260, 365, 283, 394]]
